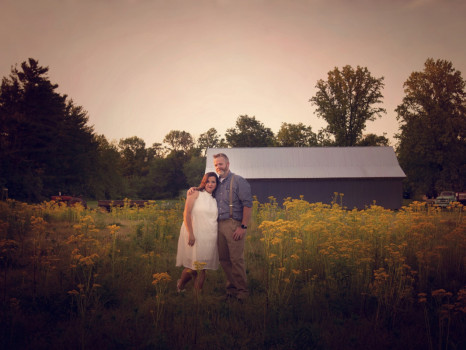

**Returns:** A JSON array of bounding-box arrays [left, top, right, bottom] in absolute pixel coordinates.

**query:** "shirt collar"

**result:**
[[220, 171, 232, 183]]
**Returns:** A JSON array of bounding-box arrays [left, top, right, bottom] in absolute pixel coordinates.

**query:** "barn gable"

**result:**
[[205, 147, 406, 209]]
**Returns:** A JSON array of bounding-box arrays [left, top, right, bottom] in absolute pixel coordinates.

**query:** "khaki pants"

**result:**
[[217, 219, 248, 299]]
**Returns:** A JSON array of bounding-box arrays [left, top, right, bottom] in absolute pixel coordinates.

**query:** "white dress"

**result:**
[[176, 190, 219, 270]]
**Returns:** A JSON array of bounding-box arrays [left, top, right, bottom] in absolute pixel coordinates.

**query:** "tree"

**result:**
[[395, 58, 466, 198], [197, 128, 225, 155], [316, 128, 335, 147], [163, 130, 194, 153], [88, 135, 124, 199], [147, 142, 166, 159], [276, 122, 317, 147], [118, 136, 149, 178], [0, 58, 98, 201], [143, 150, 190, 199], [357, 133, 390, 146], [183, 156, 206, 187], [225, 115, 275, 147], [54, 102, 100, 196], [310, 65, 386, 146]]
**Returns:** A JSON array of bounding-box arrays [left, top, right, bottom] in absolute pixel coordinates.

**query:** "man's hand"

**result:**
[[187, 187, 198, 196], [233, 226, 246, 241]]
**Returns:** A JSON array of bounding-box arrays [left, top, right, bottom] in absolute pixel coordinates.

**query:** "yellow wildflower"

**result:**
[[194, 261, 207, 271], [152, 272, 172, 284]]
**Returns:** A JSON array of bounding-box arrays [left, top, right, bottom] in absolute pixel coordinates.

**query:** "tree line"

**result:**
[[0, 58, 464, 202]]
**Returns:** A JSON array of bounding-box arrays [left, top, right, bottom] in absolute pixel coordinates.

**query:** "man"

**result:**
[[214, 153, 252, 300], [191, 153, 252, 300], [213, 153, 253, 301]]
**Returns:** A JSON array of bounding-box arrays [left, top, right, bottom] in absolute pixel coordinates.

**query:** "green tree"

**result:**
[[88, 135, 124, 199], [163, 130, 194, 153], [357, 133, 390, 146], [183, 156, 206, 187], [54, 102, 100, 196], [0, 58, 98, 201], [118, 136, 149, 178], [225, 115, 275, 147], [147, 142, 166, 159], [310, 65, 386, 146], [276, 122, 317, 147], [395, 58, 466, 197], [197, 127, 225, 155], [316, 128, 335, 147], [143, 151, 189, 199]]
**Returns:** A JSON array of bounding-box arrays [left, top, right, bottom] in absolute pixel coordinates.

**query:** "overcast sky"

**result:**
[[1, 0, 465, 147]]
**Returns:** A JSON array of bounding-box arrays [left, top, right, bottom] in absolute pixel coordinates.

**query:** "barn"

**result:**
[[205, 147, 406, 210]]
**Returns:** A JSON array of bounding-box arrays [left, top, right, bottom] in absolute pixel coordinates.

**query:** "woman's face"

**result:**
[[205, 176, 217, 194]]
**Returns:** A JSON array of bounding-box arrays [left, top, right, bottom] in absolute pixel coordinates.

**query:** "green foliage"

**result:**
[[5, 56, 464, 206], [87, 135, 124, 200], [140, 151, 190, 199], [163, 130, 195, 153], [183, 156, 206, 187], [310, 65, 386, 146], [276, 122, 318, 147], [118, 136, 149, 178], [225, 115, 275, 147], [316, 128, 335, 146], [357, 133, 390, 146], [197, 127, 226, 155], [395, 58, 466, 197], [0, 58, 99, 201], [1, 199, 465, 349]]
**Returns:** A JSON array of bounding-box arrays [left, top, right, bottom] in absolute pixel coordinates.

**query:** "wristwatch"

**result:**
[[241, 224, 247, 229]]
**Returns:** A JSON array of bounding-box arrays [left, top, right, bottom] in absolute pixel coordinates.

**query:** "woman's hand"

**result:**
[[188, 233, 195, 246]]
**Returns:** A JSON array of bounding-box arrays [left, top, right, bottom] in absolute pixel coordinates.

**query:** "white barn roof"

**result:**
[[205, 147, 406, 179]]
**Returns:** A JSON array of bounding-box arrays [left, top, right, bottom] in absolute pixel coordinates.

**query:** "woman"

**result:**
[[176, 172, 219, 292]]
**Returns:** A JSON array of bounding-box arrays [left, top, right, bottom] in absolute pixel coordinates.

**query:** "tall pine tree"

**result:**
[[0, 58, 99, 201]]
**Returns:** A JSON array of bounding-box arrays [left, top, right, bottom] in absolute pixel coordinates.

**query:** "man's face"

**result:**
[[214, 156, 230, 178]]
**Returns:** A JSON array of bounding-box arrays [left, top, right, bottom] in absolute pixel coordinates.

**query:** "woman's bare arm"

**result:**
[[183, 190, 199, 246]]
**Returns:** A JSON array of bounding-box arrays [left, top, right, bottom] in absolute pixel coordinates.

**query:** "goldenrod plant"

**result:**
[[0, 198, 464, 349]]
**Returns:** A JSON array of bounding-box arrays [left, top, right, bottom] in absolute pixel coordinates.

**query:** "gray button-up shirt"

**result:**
[[215, 172, 253, 221]]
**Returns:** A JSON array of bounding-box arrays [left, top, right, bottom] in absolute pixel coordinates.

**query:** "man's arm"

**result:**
[[241, 206, 252, 228], [233, 206, 252, 241]]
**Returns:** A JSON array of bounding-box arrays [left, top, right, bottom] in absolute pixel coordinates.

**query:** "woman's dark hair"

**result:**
[[197, 172, 218, 196]]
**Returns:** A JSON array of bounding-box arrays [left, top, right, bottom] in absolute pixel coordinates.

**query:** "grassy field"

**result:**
[[0, 197, 465, 350]]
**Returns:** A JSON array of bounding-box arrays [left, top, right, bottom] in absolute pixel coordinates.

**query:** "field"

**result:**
[[0, 197, 465, 350]]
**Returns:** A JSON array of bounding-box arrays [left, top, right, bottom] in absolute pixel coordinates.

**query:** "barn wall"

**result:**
[[248, 178, 403, 210]]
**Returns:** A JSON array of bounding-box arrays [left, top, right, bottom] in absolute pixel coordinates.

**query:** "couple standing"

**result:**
[[175, 153, 253, 301]]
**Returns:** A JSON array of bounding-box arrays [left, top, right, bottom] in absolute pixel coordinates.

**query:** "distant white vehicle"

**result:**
[[434, 191, 466, 207]]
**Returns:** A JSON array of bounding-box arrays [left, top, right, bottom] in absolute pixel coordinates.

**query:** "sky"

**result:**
[[1, 0, 465, 147]]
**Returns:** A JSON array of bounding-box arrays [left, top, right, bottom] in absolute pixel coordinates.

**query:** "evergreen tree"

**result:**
[[0, 58, 98, 201]]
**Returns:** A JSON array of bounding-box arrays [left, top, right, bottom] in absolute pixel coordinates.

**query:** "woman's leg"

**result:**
[[194, 270, 206, 291], [178, 268, 197, 290]]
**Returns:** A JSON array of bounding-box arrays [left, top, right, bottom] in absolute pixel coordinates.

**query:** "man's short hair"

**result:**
[[213, 153, 229, 162]]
